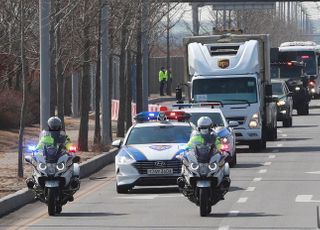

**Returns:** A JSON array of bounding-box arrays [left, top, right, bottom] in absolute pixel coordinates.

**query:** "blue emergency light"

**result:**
[[28, 145, 37, 151], [134, 112, 160, 122]]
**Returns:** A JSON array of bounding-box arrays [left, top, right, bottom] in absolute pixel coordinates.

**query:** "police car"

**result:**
[[171, 104, 238, 167], [112, 111, 193, 193]]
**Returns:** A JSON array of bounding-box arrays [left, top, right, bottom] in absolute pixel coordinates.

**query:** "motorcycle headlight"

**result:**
[[38, 163, 47, 171], [116, 152, 135, 165], [295, 86, 300, 91], [277, 100, 286, 106], [56, 162, 65, 171], [190, 162, 199, 171], [208, 162, 218, 171]]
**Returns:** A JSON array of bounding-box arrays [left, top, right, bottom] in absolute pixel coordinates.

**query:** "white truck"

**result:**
[[177, 34, 277, 151]]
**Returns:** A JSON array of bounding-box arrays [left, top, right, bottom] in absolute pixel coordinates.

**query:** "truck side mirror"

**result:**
[[176, 85, 183, 103]]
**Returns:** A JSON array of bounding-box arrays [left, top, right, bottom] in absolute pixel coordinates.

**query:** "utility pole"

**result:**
[[101, 0, 112, 146], [192, 3, 199, 35], [142, 0, 149, 111], [40, 0, 51, 130]]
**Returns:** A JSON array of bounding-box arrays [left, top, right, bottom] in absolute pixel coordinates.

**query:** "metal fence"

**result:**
[[148, 56, 185, 95]]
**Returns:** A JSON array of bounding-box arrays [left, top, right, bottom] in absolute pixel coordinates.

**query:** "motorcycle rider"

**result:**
[[184, 116, 230, 196], [36, 116, 72, 153]]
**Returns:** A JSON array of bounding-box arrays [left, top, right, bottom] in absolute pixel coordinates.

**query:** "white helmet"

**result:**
[[197, 116, 212, 134]]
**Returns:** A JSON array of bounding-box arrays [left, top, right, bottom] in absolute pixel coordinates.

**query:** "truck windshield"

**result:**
[[192, 77, 257, 104], [279, 51, 316, 76]]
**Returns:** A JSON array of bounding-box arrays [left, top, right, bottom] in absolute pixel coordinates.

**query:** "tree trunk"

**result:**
[[78, 1, 91, 151], [94, 15, 101, 146], [125, 50, 132, 130], [18, 0, 26, 178], [136, 2, 143, 113], [55, 0, 65, 128], [117, 10, 129, 137]]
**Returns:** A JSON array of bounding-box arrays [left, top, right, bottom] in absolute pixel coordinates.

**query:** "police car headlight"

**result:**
[[38, 163, 47, 171], [116, 152, 135, 165], [277, 100, 286, 106], [295, 86, 300, 91], [56, 162, 65, 171]]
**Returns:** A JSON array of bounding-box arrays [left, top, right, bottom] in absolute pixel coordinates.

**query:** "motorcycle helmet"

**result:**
[[48, 116, 62, 131], [197, 116, 212, 135]]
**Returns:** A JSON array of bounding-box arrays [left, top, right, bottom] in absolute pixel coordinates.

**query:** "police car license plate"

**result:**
[[147, 168, 173, 175]]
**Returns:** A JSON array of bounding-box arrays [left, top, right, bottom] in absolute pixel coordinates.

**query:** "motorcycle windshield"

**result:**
[[44, 146, 63, 163], [195, 145, 214, 164]]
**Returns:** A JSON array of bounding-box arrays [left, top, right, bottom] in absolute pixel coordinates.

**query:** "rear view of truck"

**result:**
[[182, 34, 277, 151]]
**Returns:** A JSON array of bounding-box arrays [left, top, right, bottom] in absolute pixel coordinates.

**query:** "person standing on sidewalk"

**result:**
[[165, 68, 172, 96], [159, 66, 167, 96]]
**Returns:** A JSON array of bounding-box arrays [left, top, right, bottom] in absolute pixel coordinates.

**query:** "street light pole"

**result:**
[[40, 0, 51, 130], [142, 0, 149, 111], [101, 0, 111, 146]]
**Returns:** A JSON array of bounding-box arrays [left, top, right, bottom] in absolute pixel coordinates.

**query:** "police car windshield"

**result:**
[[189, 113, 224, 127], [126, 126, 192, 145], [272, 83, 284, 96]]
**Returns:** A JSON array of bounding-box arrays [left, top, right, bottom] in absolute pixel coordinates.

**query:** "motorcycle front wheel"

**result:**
[[199, 187, 210, 217], [47, 188, 57, 216]]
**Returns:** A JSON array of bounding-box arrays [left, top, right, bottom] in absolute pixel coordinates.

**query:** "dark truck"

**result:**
[[271, 48, 310, 115]]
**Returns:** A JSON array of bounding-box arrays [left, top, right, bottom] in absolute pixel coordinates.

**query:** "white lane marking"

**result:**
[[264, 162, 272, 166], [218, 226, 230, 230], [117, 195, 158, 200], [258, 169, 267, 174], [277, 129, 283, 133], [305, 171, 320, 174], [269, 154, 276, 158], [228, 210, 240, 217], [253, 177, 262, 182], [281, 134, 288, 137], [276, 143, 283, 147], [295, 195, 315, 202], [237, 197, 248, 203], [158, 194, 183, 198], [246, 187, 256, 192], [271, 149, 279, 153]]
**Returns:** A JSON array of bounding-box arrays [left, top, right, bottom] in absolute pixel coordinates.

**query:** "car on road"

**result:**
[[112, 111, 193, 194], [172, 105, 238, 167], [271, 79, 293, 127]]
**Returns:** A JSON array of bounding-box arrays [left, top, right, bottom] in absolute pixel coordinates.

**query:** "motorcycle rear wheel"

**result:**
[[199, 188, 210, 217], [47, 188, 57, 216]]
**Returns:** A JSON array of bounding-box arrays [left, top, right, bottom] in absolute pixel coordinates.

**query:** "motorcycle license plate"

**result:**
[[147, 168, 173, 175], [45, 180, 59, 187]]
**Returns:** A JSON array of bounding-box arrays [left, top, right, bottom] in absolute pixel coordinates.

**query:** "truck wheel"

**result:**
[[249, 138, 266, 152], [266, 127, 277, 141], [283, 117, 292, 127]]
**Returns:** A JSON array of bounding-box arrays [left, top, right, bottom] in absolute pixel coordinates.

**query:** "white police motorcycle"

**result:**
[[177, 144, 230, 216], [25, 145, 80, 216]]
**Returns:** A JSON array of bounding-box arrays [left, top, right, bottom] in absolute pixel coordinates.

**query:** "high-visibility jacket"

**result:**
[[186, 130, 221, 150], [36, 130, 72, 151], [159, 70, 167, 82]]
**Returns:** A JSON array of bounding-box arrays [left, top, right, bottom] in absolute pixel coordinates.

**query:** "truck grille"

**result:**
[[227, 117, 246, 125], [132, 160, 182, 174]]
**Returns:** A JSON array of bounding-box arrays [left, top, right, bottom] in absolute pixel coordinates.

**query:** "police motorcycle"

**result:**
[[176, 144, 230, 217], [25, 144, 80, 216]]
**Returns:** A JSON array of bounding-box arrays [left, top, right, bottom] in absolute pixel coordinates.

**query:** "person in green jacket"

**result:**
[[159, 66, 167, 96], [36, 116, 73, 153]]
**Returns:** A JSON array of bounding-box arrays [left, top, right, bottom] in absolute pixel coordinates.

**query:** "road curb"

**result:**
[[0, 148, 118, 218]]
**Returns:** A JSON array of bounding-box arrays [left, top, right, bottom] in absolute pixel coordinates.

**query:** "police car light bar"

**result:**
[[134, 111, 191, 122], [164, 111, 191, 121], [134, 112, 160, 122]]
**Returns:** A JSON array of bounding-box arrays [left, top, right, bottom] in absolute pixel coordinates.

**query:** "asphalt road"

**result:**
[[2, 101, 320, 230]]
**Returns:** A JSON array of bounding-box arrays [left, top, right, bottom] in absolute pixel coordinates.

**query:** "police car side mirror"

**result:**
[[112, 139, 123, 148], [228, 120, 239, 128]]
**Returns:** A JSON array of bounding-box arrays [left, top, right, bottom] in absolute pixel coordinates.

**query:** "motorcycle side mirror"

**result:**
[[72, 156, 81, 163], [25, 155, 32, 163]]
